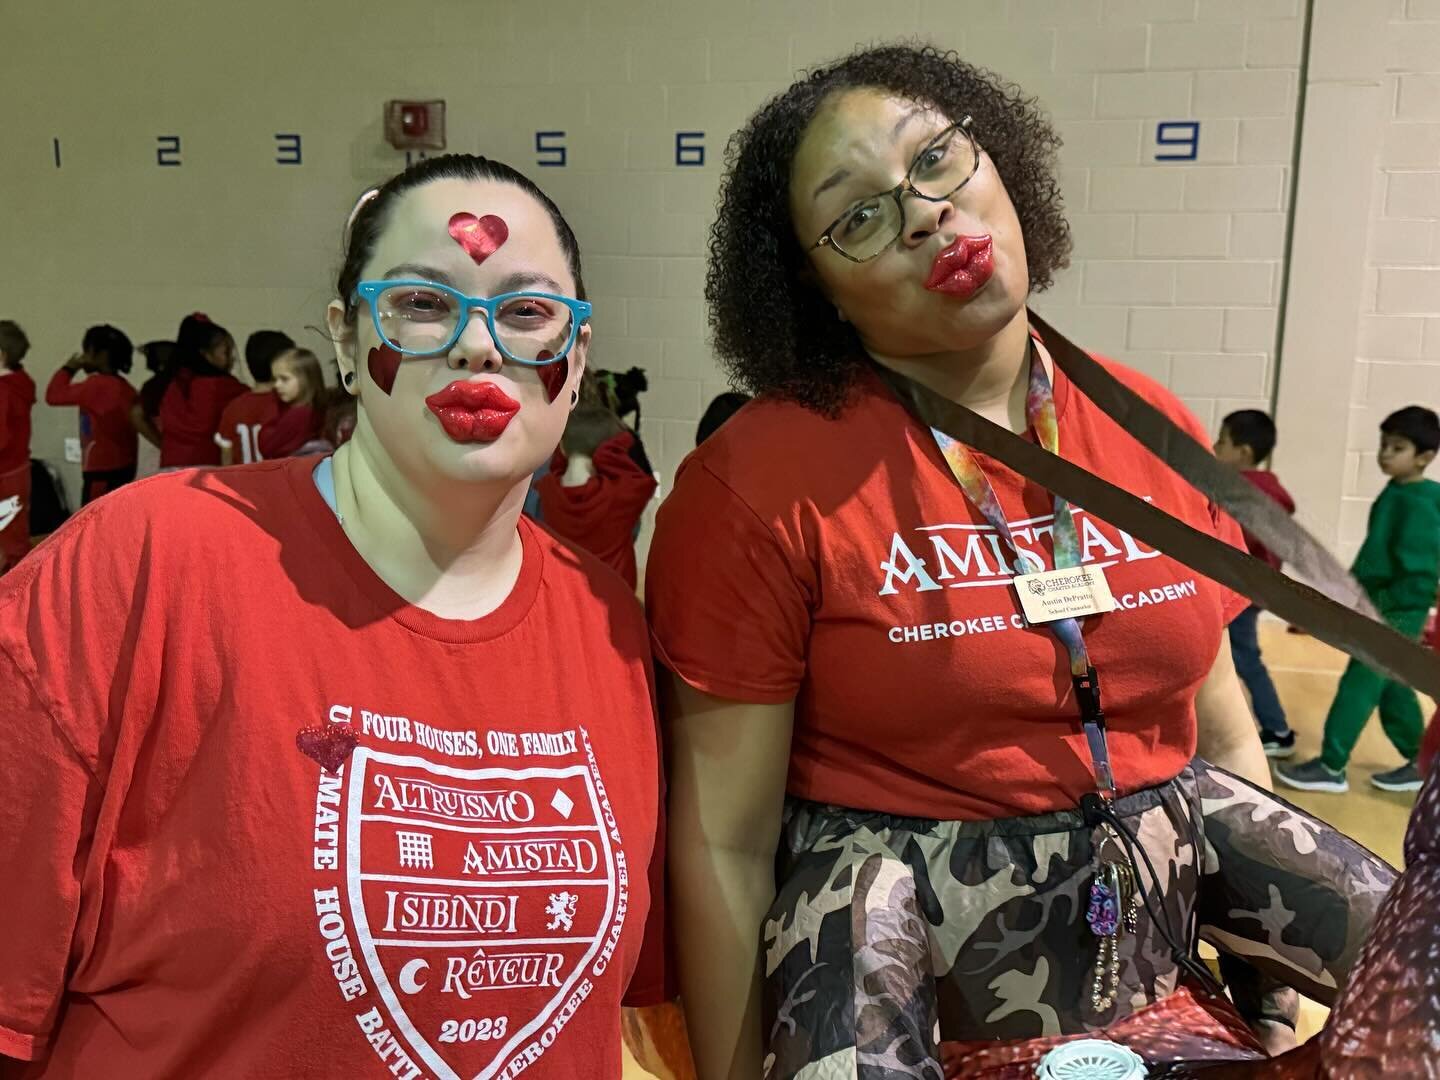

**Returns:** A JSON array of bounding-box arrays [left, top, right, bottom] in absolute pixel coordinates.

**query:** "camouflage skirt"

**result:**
[[761, 759, 1395, 1079]]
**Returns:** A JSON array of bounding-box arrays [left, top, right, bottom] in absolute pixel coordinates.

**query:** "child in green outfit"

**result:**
[[1278, 406, 1440, 794]]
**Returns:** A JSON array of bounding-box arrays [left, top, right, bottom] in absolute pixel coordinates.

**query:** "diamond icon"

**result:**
[[550, 789, 574, 819]]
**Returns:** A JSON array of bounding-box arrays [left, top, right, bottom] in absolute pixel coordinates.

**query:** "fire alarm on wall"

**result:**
[[385, 100, 446, 151]]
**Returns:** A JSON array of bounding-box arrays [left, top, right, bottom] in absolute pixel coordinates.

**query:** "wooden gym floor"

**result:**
[[622, 620, 1421, 1075]]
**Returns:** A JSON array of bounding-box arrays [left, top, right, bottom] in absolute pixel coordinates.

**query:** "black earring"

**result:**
[[570, 389, 579, 406], [343, 372, 355, 388]]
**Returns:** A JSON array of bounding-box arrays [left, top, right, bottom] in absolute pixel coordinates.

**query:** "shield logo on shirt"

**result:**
[[341, 745, 620, 1080]]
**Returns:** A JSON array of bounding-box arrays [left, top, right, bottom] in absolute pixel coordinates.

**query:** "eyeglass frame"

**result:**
[[352, 279, 592, 366], [808, 116, 981, 264]]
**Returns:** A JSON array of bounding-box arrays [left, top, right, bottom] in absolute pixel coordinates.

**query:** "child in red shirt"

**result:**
[[1214, 409, 1298, 757], [0, 320, 36, 574], [216, 329, 294, 465], [157, 315, 248, 468], [45, 324, 140, 504], [536, 405, 657, 589], [258, 347, 331, 458], [0, 154, 671, 1079]]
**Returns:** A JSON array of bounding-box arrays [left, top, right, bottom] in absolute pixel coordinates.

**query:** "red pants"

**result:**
[[0, 462, 31, 574]]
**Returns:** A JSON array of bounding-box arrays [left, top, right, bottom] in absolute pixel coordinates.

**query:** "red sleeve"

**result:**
[[593, 434, 658, 518], [645, 460, 812, 704], [0, 508, 135, 1061], [43, 369, 86, 407], [214, 398, 244, 449]]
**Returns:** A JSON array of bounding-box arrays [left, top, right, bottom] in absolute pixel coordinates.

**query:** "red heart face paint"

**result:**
[[535, 349, 569, 404], [448, 212, 509, 265], [367, 343, 404, 396]]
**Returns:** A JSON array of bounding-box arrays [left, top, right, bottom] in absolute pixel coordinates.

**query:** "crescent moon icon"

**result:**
[[398, 958, 428, 995]]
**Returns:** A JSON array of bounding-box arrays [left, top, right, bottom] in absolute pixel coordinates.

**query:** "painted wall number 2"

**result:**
[[1154, 121, 1200, 162]]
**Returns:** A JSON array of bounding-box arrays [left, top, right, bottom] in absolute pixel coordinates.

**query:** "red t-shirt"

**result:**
[[536, 433, 658, 590], [43, 370, 138, 472], [0, 459, 666, 1077], [1238, 469, 1295, 570], [215, 390, 282, 464], [0, 369, 36, 476], [158, 370, 248, 467], [647, 358, 1249, 821]]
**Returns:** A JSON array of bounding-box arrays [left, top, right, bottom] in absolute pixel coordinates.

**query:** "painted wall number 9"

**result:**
[[1154, 121, 1201, 162], [438, 1017, 509, 1043]]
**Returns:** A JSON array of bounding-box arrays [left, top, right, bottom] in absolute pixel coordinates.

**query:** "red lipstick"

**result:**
[[925, 234, 994, 299], [425, 380, 521, 443]]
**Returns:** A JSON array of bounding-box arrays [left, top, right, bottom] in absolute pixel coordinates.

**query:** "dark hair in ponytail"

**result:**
[[174, 314, 231, 373], [82, 324, 134, 375], [336, 154, 587, 321]]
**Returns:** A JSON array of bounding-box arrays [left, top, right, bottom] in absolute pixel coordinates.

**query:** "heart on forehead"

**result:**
[[448, 212, 509, 265], [295, 723, 360, 774]]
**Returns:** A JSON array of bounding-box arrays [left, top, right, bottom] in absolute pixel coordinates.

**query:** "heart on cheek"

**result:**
[[295, 724, 359, 774], [448, 212, 509, 265], [535, 350, 569, 404], [367, 344, 403, 396]]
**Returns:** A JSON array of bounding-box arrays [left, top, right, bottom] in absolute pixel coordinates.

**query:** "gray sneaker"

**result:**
[[1371, 761, 1423, 792], [1275, 756, 1349, 793]]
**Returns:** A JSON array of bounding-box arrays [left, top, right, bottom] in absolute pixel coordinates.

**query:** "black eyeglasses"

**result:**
[[809, 117, 981, 263]]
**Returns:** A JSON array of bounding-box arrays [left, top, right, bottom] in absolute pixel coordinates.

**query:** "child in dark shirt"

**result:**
[[1214, 409, 1297, 757]]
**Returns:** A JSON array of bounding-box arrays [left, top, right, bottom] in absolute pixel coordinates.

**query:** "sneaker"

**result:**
[[1371, 761, 1423, 792], [1261, 731, 1296, 759], [1275, 757, 1349, 793]]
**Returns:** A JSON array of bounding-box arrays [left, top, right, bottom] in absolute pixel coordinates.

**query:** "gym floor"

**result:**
[[622, 620, 1422, 1075]]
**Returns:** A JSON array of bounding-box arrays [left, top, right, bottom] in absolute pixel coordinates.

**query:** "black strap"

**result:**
[[877, 315, 1440, 699]]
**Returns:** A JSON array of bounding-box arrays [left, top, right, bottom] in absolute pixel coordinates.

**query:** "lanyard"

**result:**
[[927, 343, 1117, 803]]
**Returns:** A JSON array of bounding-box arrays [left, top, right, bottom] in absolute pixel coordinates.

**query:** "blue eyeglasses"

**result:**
[[354, 280, 592, 366]]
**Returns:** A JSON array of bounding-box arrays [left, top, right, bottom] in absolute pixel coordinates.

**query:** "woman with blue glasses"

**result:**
[[0, 155, 676, 1079]]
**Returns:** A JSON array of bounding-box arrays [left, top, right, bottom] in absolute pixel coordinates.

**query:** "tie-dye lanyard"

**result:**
[[927, 344, 1117, 805]]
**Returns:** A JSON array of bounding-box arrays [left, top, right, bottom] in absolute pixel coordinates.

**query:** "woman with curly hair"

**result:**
[[647, 44, 1391, 1077]]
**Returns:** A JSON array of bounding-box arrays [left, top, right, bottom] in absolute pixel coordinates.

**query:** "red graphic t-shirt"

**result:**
[[216, 390, 283, 464], [44, 370, 139, 472], [647, 357, 1249, 821], [0, 459, 666, 1078]]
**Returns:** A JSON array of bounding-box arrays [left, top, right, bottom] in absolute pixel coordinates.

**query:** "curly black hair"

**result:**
[[705, 43, 1072, 415]]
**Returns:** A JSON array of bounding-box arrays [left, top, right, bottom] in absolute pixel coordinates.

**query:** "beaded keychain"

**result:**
[[1085, 823, 1140, 1011]]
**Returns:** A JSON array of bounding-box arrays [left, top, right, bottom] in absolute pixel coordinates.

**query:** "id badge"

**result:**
[[1014, 564, 1116, 624]]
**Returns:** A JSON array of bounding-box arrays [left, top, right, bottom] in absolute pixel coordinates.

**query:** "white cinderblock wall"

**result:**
[[1341, 2, 1440, 559], [0, 0, 1425, 572]]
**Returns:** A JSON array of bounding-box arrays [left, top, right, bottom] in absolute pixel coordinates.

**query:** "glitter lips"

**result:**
[[925, 234, 995, 299], [425, 380, 521, 443]]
